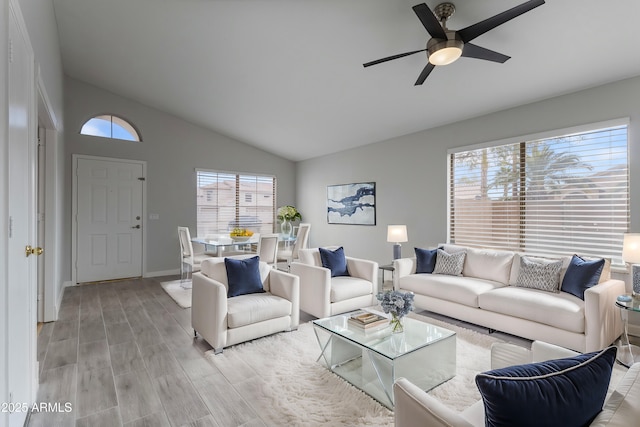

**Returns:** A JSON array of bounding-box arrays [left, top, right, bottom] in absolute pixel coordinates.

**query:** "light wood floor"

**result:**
[[30, 276, 534, 427]]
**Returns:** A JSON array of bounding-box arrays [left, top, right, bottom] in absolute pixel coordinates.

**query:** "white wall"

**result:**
[[64, 77, 297, 277], [297, 75, 640, 268]]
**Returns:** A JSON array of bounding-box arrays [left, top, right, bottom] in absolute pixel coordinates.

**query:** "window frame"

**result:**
[[79, 113, 142, 142], [195, 169, 276, 237], [447, 118, 630, 266]]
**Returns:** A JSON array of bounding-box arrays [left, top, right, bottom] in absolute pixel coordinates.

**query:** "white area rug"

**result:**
[[205, 313, 507, 426], [160, 280, 192, 308]]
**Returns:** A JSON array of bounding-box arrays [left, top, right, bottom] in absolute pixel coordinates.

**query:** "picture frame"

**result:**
[[327, 182, 376, 225]]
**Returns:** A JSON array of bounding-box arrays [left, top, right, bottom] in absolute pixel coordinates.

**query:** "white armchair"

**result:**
[[289, 247, 378, 319], [394, 341, 640, 427], [192, 258, 300, 354]]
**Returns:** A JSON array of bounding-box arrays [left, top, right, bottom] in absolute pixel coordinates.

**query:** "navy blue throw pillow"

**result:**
[[561, 254, 605, 300], [319, 247, 349, 277], [475, 346, 616, 427], [225, 256, 265, 297], [415, 247, 440, 274]]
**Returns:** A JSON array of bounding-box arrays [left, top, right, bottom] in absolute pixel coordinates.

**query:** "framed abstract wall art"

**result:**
[[327, 182, 376, 225]]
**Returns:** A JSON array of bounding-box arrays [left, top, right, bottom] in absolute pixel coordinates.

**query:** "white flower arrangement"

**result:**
[[277, 205, 302, 222]]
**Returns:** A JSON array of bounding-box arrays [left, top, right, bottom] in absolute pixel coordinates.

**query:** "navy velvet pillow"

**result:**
[[319, 247, 349, 277], [561, 254, 605, 300], [224, 256, 265, 297], [475, 346, 616, 427], [415, 247, 440, 274]]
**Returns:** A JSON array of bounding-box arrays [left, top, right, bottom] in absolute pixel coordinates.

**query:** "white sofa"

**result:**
[[394, 244, 624, 352], [394, 341, 640, 427], [192, 258, 299, 354], [290, 247, 378, 318]]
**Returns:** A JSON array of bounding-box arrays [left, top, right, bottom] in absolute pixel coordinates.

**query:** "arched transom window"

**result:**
[[80, 114, 141, 142]]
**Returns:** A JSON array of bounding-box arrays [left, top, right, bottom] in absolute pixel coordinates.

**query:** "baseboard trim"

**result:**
[[144, 269, 180, 278]]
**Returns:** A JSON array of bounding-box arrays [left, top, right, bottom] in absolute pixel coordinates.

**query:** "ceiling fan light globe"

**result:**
[[427, 37, 464, 66], [429, 46, 462, 65]]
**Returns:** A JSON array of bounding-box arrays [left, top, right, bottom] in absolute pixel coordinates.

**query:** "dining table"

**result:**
[[192, 233, 296, 257]]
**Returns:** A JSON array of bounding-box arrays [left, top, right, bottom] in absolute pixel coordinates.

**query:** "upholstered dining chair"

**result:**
[[290, 246, 378, 318], [277, 223, 311, 271], [178, 226, 213, 289], [192, 257, 300, 354]]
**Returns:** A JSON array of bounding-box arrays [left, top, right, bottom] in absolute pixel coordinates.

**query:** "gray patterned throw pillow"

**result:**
[[433, 249, 466, 276], [515, 256, 562, 293]]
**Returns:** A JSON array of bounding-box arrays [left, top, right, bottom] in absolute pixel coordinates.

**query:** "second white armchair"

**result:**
[[290, 246, 378, 319]]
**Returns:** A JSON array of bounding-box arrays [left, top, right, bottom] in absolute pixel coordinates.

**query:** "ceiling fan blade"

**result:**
[[363, 49, 426, 68], [462, 43, 510, 63], [412, 3, 447, 40], [457, 0, 545, 43], [414, 63, 436, 86]]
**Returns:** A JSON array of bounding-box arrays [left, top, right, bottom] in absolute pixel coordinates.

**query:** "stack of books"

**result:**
[[348, 312, 388, 331]]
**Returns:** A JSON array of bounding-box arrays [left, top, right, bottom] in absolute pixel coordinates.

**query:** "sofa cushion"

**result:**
[[415, 247, 439, 274], [478, 286, 585, 333], [226, 293, 292, 328], [319, 246, 350, 277], [398, 274, 506, 308], [463, 247, 514, 285], [475, 346, 616, 427], [330, 276, 373, 303], [225, 256, 265, 297], [514, 256, 563, 293], [434, 249, 466, 276], [561, 255, 605, 300]]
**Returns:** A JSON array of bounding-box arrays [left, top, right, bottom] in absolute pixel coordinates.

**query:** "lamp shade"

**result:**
[[387, 225, 408, 243], [622, 233, 640, 264]]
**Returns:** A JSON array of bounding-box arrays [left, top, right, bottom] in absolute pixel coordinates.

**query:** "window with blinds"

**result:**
[[449, 122, 629, 265], [196, 170, 276, 236]]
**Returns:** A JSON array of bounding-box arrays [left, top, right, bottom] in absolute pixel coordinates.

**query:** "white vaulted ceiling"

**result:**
[[52, 0, 640, 161]]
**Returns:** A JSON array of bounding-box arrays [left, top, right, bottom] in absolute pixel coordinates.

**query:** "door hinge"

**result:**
[[8, 38, 13, 63], [138, 177, 146, 181], [8, 216, 12, 238]]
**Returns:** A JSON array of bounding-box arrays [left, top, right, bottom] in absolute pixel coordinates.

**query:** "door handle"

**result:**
[[132, 225, 141, 229], [25, 245, 44, 257]]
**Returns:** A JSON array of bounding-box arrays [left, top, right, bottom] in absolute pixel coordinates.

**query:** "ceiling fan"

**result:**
[[363, 0, 545, 85]]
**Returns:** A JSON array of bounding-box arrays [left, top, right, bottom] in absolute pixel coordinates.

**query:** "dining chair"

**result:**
[[277, 223, 311, 271], [222, 234, 279, 268], [178, 226, 213, 289]]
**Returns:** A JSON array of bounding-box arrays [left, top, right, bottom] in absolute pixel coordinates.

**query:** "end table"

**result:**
[[615, 295, 640, 367], [379, 264, 394, 292]]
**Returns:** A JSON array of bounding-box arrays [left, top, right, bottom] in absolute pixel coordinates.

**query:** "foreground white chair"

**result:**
[[290, 247, 378, 318], [394, 341, 640, 427], [192, 258, 300, 354], [178, 226, 213, 289], [277, 223, 311, 271]]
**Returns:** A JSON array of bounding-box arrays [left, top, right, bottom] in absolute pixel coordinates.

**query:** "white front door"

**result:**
[[7, 2, 38, 425], [75, 157, 144, 283]]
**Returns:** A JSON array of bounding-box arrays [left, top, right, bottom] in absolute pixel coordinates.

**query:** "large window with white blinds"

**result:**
[[196, 170, 276, 236], [448, 120, 629, 265]]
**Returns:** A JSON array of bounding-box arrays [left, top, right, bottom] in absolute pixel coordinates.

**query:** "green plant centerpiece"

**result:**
[[376, 290, 415, 334], [277, 205, 302, 237]]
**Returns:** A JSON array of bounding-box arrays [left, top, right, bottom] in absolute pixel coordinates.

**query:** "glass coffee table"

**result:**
[[312, 310, 456, 409]]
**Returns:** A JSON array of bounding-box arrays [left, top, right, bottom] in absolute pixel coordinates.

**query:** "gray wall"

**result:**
[[297, 75, 640, 273], [64, 77, 296, 276]]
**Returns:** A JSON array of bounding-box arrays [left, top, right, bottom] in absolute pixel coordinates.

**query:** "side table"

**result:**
[[615, 295, 640, 367], [379, 264, 394, 292]]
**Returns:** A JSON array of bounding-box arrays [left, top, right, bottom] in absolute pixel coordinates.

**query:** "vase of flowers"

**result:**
[[277, 205, 302, 237], [376, 290, 415, 334]]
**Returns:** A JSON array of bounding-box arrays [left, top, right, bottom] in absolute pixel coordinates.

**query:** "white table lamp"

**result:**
[[387, 225, 408, 260], [622, 233, 640, 297]]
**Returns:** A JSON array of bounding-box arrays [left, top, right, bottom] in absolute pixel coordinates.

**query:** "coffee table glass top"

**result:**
[[313, 310, 456, 359]]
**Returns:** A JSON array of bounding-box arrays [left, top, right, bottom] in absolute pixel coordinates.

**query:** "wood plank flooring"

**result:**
[[29, 276, 534, 427], [29, 276, 268, 427]]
